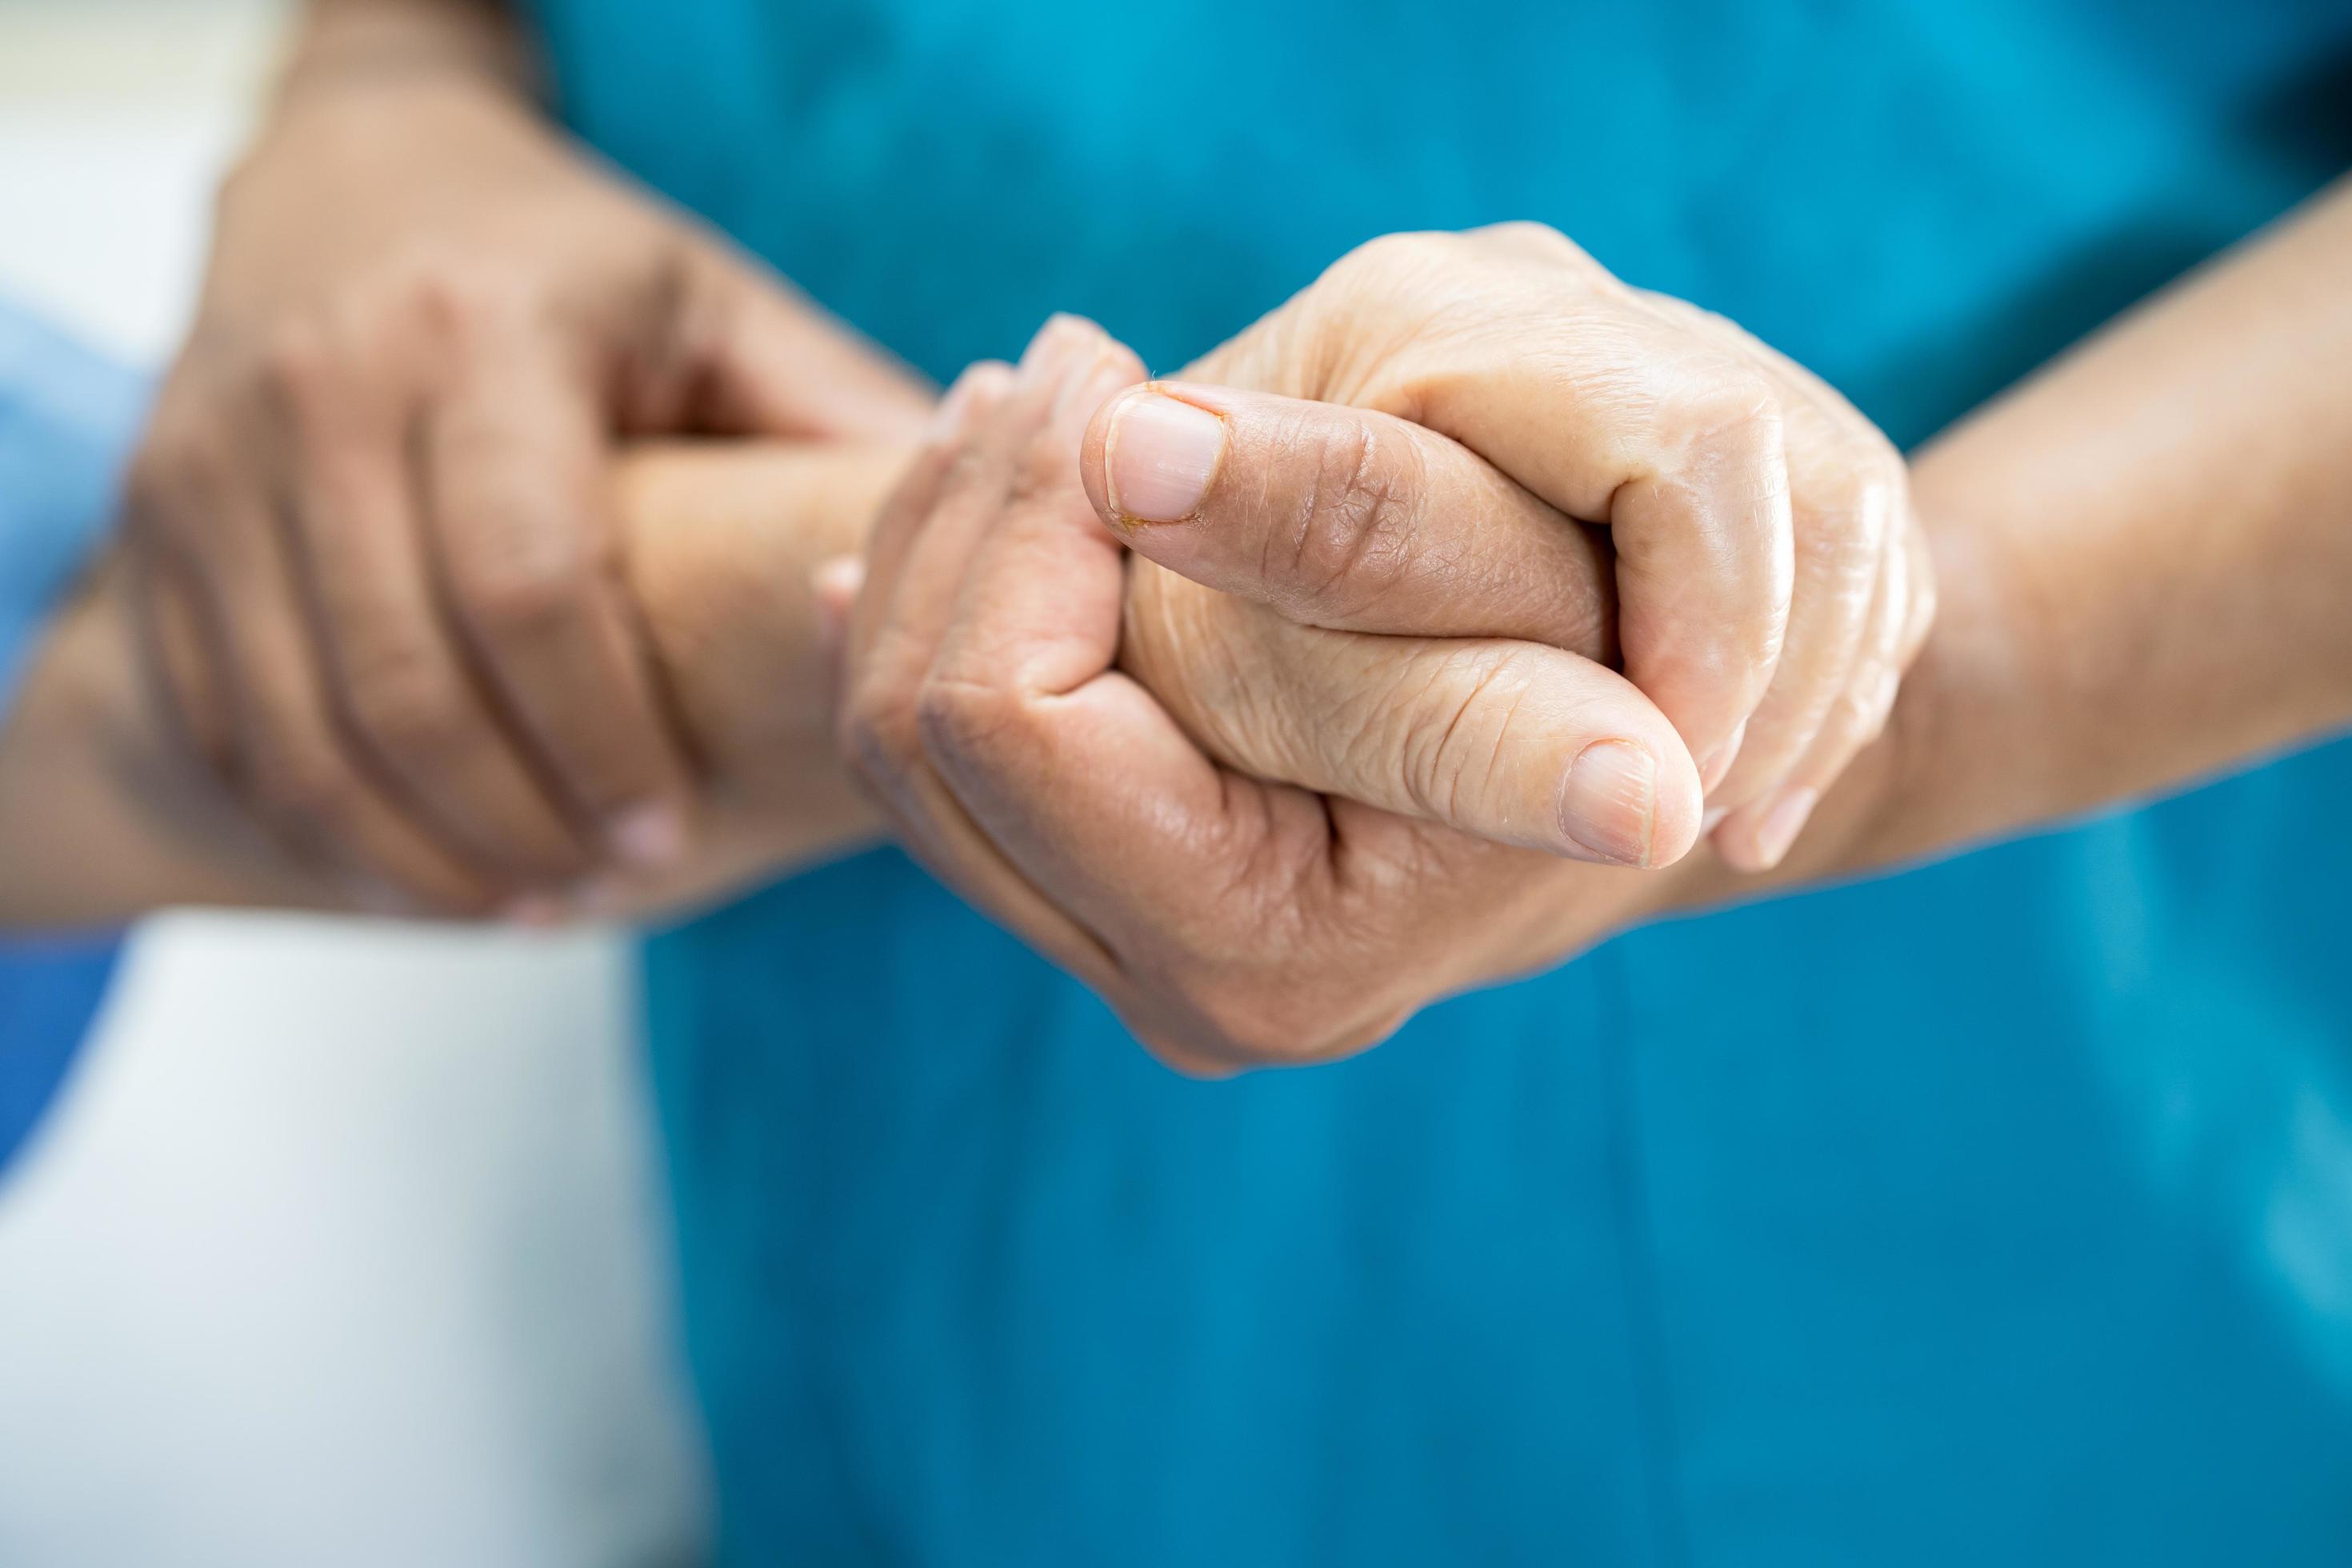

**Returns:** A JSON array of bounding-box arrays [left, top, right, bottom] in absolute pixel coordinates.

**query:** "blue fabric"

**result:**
[[0, 935, 120, 1182], [0, 301, 143, 1181], [534, 1, 2352, 1561], [0, 302, 144, 714]]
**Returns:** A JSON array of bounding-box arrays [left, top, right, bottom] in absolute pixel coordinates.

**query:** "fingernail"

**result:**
[[1558, 740, 1658, 866], [1701, 806, 1728, 836], [1750, 785, 1819, 868], [1105, 390, 1226, 523], [608, 801, 686, 868], [1700, 717, 1749, 794]]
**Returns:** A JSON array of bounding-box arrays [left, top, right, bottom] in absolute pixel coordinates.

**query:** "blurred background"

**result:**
[[0, 4, 710, 1562]]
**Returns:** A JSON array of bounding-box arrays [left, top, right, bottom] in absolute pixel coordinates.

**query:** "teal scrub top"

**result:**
[[530, 2, 2352, 1561]]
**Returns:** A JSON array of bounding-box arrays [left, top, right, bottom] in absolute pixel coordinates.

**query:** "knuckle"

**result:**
[[254, 317, 338, 422], [838, 678, 914, 788], [450, 530, 594, 638], [1277, 420, 1424, 618], [346, 645, 468, 757], [913, 671, 1026, 776], [1822, 441, 1909, 539], [836, 709, 888, 788], [394, 249, 537, 343], [1180, 973, 1320, 1066], [1332, 229, 1438, 276], [1902, 558, 1939, 661], [126, 425, 236, 549], [1806, 466, 1898, 586], [1666, 362, 1781, 454], [245, 741, 358, 826], [1470, 219, 1588, 266], [1178, 968, 1393, 1068], [1318, 230, 1459, 310], [1868, 443, 1911, 504]]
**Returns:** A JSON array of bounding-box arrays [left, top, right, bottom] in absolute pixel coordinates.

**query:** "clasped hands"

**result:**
[[139, 224, 1932, 1071], [838, 225, 1932, 1071]]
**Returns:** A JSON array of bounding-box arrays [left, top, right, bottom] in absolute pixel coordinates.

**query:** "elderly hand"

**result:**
[[1182, 225, 1934, 870], [128, 58, 927, 918], [838, 242, 1933, 1068], [836, 318, 1659, 1070]]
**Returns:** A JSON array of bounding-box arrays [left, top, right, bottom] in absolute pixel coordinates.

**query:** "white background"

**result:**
[[0, 4, 708, 1563]]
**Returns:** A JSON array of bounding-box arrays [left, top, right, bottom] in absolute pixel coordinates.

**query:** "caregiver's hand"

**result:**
[[1186, 224, 1936, 870], [125, 0, 926, 915], [840, 317, 1702, 1073]]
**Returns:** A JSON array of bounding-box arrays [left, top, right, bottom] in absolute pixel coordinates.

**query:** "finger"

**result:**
[[1714, 522, 1911, 871], [841, 360, 1018, 688], [265, 324, 595, 887], [923, 324, 1482, 1066], [839, 329, 1139, 999], [637, 242, 936, 442], [914, 346, 1343, 1050], [128, 550, 233, 774], [839, 355, 1057, 816], [1080, 382, 1614, 657], [418, 306, 697, 870], [1346, 292, 1797, 785], [1124, 578, 1703, 866], [1699, 393, 1898, 818], [170, 494, 498, 913]]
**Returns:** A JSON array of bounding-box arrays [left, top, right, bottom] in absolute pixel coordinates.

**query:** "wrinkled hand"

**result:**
[[1187, 225, 1935, 870], [129, 70, 927, 916], [838, 223, 1936, 1070], [838, 318, 1701, 1071]]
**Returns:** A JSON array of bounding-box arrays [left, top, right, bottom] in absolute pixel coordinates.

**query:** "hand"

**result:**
[[1187, 224, 1935, 870], [838, 318, 1705, 1072], [127, 64, 928, 916]]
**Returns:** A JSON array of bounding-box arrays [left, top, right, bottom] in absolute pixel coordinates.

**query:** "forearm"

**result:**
[[0, 441, 904, 930], [0, 560, 330, 926], [1691, 175, 2352, 906]]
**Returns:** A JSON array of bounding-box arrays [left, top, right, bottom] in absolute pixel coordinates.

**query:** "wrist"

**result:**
[[278, 0, 537, 110], [616, 441, 911, 774]]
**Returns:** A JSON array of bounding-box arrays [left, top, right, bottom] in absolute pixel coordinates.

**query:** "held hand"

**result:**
[[129, 69, 929, 917], [838, 318, 1691, 1072], [1101, 385, 1699, 866], [1190, 224, 1935, 869]]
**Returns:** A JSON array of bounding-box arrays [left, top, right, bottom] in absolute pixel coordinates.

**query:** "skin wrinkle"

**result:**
[[1382, 643, 1470, 822], [1430, 649, 1534, 835], [1311, 420, 1419, 622]]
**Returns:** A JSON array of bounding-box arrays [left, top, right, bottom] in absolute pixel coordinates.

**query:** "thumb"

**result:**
[[672, 246, 935, 442], [1127, 572, 1705, 868], [1082, 381, 1615, 657]]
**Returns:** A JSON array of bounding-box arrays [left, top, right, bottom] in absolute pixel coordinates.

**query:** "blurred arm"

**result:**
[[0, 442, 906, 930]]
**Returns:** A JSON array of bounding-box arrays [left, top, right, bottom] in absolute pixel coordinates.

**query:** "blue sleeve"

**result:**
[[0, 298, 150, 718], [0, 298, 150, 1184]]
